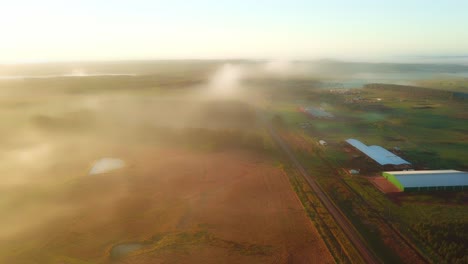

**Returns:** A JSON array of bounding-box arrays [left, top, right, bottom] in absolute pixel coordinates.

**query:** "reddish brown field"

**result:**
[[369, 176, 402, 193], [0, 146, 333, 264]]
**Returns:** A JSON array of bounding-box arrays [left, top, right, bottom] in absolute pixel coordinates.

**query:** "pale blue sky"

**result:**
[[1, 0, 467, 62]]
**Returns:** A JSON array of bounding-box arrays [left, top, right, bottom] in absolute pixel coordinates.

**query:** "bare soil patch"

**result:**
[[369, 176, 402, 193], [0, 147, 333, 264]]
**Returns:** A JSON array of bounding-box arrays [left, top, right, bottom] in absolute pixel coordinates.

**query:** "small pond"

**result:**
[[110, 243, 144, 259]]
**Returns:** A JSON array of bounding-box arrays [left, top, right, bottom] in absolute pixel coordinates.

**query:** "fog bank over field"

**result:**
[[0, 59, 467, 229], [0, 59, 334, 263], [2, 60, 468, 90]]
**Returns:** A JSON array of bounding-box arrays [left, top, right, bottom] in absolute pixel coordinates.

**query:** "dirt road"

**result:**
[[266, 123, 381, 264]]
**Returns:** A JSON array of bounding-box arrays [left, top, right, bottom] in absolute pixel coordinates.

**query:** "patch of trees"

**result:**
[[365, 83, 455, 99], [412, 220, 468, 264]]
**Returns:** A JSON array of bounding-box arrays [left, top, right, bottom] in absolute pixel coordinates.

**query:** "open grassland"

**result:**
[[417, 77, 468, 92], [264, 81, 467, 263], [271, 84, 468, 170]]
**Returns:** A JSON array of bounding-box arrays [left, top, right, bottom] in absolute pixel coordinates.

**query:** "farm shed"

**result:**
[[382, 170, 468, 192], [345, 139, 411, 167]]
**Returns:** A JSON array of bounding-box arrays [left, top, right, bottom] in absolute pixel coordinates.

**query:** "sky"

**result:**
[[1, 0, 468, 63]]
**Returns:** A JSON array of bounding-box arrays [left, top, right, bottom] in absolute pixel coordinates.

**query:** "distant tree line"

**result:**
[[365, 83, 468, 100]]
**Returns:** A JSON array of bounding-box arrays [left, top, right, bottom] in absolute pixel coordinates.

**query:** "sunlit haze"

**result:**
[[2, 0, 468, 63], [1, 1, 467, 263]]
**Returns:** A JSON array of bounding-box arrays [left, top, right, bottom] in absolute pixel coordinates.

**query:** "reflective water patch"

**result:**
[[89, 158, 125, 175]]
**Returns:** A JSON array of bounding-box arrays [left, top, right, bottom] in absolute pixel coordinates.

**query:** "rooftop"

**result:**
[[346, 138, 411, 166], [385, 170, 468, 188]]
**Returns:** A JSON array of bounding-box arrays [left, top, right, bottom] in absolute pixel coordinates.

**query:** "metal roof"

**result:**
[[389, 170, 461, 175], [385, 170, 468, 188], [346, 139, 411, 166], [304, 106, 334, 118]]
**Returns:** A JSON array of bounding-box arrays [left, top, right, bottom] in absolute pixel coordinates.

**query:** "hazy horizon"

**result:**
[[1, 2, 468, 263], [2, 1, 468, 63], [1, 56, 468, 67]]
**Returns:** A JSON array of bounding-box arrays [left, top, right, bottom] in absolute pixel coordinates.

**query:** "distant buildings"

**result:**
[[319, 140, 327, 146], [299, 106, 334, 119], [345, 139, 467, 193], [383, 170, 468, 192], [345, 138, 411, 170]]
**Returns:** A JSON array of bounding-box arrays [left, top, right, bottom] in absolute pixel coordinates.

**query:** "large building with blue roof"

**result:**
[[345, 138, 411, 169], [383, 170, 468, 192]]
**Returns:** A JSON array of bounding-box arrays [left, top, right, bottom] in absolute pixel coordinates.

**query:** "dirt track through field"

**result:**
[[265, 122, 381, 264]]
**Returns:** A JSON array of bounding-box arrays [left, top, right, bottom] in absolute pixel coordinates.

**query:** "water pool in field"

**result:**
[[110, 243, 144, 259]]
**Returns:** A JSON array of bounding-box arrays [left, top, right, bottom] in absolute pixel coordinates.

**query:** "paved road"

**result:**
[[267, 124, 381, 264]]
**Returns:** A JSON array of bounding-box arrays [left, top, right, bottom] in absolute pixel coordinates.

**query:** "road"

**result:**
[[266, 123, 381, 264]]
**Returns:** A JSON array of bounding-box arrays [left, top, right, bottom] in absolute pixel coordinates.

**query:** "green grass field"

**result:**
[[266, 81, 468, 263], [271, 84, 467, 170]]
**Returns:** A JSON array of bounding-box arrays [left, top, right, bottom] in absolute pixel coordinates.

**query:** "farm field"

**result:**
[[1, 60, 467, 264], [264, 81, 468, 263], [0, 146, 333, 263], [0, 71, 336, 263], [417, 77, 468, 92], [3, 1, 468, 262], [272, 84, 468, 170]]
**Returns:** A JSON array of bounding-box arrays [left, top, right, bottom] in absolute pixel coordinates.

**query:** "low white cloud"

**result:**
[[208, 64, 245, 97]]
